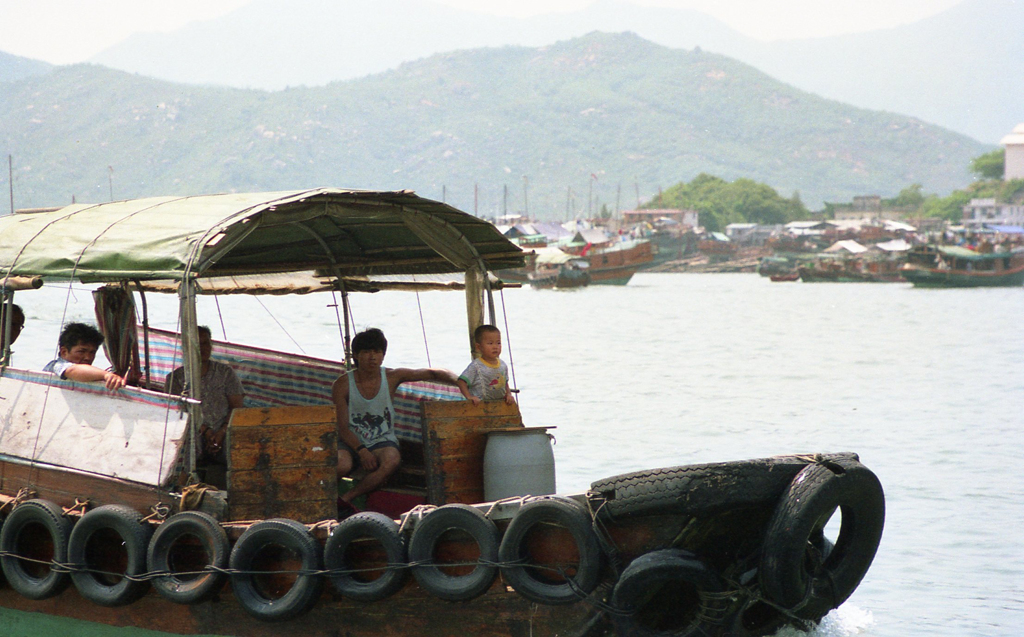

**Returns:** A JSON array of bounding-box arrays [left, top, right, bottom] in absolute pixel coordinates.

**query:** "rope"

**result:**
[[213, 295, 228, 341], [254, 296, 306, 355], [585, 491, 624, 578], [61, 498, 89, 517], [0, 552, 609, 583], [413, 279, 432, 367], [328, 290, 347, 364], [498, 288, 519, 404], [397, 504, 436, 535], [141, 503, 171, 523], [0, 487, 37, 514]]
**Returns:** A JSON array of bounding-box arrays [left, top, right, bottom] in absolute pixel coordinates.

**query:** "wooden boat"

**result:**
[[770, 272, 801, 282], [574, 239, 653, 285], [901, 244, 1024, 287], [638, 229, 698, 270], [798, 255, 905, 283], [528, 264, 590, 289], [526, 248, 590, 289], [0, 189, 884, 636]]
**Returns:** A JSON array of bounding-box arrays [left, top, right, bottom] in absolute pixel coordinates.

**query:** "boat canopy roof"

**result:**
[[0, 188, 524, 284], [935, 245, 1013, 261], [824, 239, 868, 254]]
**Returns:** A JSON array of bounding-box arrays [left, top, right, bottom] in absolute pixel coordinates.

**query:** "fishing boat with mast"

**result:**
[[0, 188, 884, 637]]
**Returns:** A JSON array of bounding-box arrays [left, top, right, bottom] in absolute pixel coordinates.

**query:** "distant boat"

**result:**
[[640, 229, 698, 269], [797, 263, 904, 283], [769, 272, 800, 282], [797, 247, 906, 283], [571, 239, 653, 285], [528, 258, 590, 289], [901, 245, 1024, 287]]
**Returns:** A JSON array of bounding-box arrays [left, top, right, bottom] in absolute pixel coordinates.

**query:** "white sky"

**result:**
[[0, 0, 963, 65]]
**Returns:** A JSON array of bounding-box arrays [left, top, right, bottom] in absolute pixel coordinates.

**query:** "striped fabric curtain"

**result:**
[[93, 284, 142, 384]]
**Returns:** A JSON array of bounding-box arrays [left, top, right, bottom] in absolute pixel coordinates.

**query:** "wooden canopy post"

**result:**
[[464, 264, 485, 358], [178, 278, 203, 480], [0, 291, 12, 367]]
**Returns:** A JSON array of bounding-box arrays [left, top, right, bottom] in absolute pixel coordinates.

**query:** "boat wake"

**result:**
[[774, 604, 875, 637]]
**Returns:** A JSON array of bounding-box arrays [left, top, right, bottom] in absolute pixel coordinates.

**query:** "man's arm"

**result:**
[[209, 393, 246, 450], [388, 367, 460, 394], [63, 364, 126, 390]]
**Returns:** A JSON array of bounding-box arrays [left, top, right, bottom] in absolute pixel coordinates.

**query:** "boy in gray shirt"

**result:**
[[457, 324, 514, 405]]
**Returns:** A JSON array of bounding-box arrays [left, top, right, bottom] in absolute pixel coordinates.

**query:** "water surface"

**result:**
[[8, 273, 1022, 636]]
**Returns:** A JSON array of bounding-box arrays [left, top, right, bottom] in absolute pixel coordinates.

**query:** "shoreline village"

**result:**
[[0, 189, 883, 636]]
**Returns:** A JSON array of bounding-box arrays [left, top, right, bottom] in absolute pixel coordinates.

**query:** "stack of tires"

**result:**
[[590, 455, 885, 637], [0, 494, 605, 623]]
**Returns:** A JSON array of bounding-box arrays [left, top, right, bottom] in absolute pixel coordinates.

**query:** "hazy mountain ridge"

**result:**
[[80, 0, 1022, 142], [0, 51, 53, 83], [1, 33, 985, 217]]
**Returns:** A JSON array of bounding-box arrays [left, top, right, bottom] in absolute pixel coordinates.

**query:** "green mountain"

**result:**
[[0, 32, 987, 217]]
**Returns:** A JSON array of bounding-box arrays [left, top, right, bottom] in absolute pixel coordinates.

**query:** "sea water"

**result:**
[[6, 273, 1023, 636]]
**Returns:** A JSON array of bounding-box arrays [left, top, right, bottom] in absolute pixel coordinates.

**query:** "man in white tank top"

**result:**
[[333, 328, 459, 516]]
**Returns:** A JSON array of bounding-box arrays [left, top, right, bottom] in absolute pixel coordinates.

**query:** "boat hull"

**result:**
[[901, 265, 1024, 287], [0, 453, 883, 637], [798, 267, 904, 283], [584, 240, 652, 285]]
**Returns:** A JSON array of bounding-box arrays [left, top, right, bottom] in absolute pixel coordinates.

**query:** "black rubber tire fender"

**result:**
[[0, 499, 73, 600], [610, 549, 724, 637], [324, 511, 407, 602], [229, 518, 324, 622], [758, 457, 885, 619], [590, 452, 860, 520], [407, 504, 499, 602], [498, 496, 601, 605], [67, 504, 153, 607], [147, 511, 229, 604]]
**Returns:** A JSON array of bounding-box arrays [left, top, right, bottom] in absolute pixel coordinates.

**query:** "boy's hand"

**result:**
[[470, 396, 482, 406], [504, 391, 515, 405]]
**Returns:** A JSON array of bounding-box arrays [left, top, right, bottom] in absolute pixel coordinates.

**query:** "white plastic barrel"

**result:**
[[483, 427, 556, 501]]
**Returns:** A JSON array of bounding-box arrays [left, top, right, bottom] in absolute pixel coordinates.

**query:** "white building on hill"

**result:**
[[1002, 123, 1024, 180]]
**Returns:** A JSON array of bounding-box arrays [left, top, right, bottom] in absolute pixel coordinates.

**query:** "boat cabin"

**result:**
[[0, 189, 528, 524]]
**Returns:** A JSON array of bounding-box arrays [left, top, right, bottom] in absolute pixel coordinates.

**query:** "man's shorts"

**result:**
[[342, 440, 399, 470]]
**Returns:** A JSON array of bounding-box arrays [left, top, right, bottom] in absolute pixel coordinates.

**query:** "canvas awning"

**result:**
[[0, 189, 524, 284], [985, 224, 1024, 234], [874, 239, 912, 252], [934, 245, 1010, 261], [533, 247, 574, 266], [824, 240, 868, 254]]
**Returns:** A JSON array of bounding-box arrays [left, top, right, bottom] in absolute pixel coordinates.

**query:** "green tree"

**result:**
[[890, 184, 925, 209], [920, 190, 971, 221], [647, 173, 807, 231], [969, 149, 1005, 180]]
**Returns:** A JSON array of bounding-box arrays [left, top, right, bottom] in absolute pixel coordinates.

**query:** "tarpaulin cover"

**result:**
[[985, 224, 1024, 234], [0, 189, 524, 283]]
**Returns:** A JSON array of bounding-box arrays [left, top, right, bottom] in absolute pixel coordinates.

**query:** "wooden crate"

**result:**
[[227, 406, 337, 522], [421, 401, 523, 505]]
